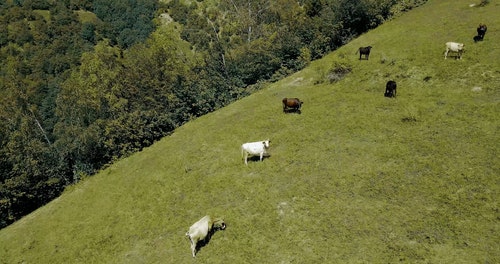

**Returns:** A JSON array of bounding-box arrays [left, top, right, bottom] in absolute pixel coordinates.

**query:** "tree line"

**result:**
[[0, 0, 427, 228]]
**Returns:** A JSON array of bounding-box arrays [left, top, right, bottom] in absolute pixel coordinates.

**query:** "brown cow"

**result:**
[[357, 46, 372, 60], [282, 98, 303, 114]]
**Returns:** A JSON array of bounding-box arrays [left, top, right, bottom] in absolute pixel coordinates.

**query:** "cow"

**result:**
[[474, 23, 487, 42], [477, 23, 487, 39], [282, 98, 303, 114], [186, 215, 226, 258], [241, 139, 270, 165], [444, 42, 465, 59], [384, 80, 397, 98], [357, 46, 372, 60]]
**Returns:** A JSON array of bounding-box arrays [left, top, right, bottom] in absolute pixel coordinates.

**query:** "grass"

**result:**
[[1, 0, 499, 263]]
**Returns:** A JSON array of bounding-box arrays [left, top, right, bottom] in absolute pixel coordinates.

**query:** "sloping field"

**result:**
[[1, 0, 499, 263]]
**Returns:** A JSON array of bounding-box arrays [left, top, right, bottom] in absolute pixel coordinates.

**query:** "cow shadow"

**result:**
[[247, 154, 271, 163], [447, 54, 463, 60], [473, 35, 484, 42], [283, 109, 302, 114], [194, 228, 221, 255]]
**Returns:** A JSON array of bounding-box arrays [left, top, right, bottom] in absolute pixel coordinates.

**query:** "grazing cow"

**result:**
[[282, 98, 303, 113], [384, 80, 397, 98], [241, 139, 270, 165], [474, 23, 487, 42], [357, 46, 372, 60], [186, 215, 226, 258], [444, 42, 465, 59]]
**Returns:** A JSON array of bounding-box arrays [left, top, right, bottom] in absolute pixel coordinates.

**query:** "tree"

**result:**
[[92, 0, 157, 48]]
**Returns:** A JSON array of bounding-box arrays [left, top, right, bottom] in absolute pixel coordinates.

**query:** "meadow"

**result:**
[[1, 0, 499, 263]]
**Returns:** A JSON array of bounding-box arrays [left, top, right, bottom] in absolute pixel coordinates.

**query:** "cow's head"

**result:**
[[263, 140, 270, 148], [213, 218, 226, 231]]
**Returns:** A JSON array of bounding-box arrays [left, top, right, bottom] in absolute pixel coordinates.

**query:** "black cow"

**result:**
[[474, 23, 487, 42], [477, 24, 487, 38], [357, 46, 372, 60], [384, 80, 397, 98], [282, 98, 303, 114]]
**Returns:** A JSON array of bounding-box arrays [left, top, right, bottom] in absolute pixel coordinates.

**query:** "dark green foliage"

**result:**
[[81, 22, 96, 44], [165, 0, 192, 25], [304, 0, 323, 17], [22, 0, 51, 10], [0, 1, 91, 228], [92, 0, 157, 48]]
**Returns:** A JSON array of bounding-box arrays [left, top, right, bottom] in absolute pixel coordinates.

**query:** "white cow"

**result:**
[[444, 42, 465, 59], [241, 139, 270, 165], [185, 215, 226, 257]]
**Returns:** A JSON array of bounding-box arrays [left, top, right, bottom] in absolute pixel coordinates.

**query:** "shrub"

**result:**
[[327, 59, 352, 83]]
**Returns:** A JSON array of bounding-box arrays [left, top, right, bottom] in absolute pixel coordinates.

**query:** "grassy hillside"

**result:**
[[1, 0, 498, 263]]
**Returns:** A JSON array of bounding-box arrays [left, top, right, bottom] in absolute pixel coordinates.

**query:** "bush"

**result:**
[[327, 59, 352, 83]]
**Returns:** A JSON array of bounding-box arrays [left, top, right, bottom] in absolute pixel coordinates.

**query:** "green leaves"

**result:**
[[92, 0, 157, 48]]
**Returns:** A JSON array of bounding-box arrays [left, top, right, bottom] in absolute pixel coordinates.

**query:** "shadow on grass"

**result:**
[[193, 227, 225, 256], [283, 109, 302, 114], [245, 154, 271, 164]]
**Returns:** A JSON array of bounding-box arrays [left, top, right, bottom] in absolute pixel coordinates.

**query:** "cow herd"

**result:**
[[445, 23, 488, 59], [185, 22, 490, 258]]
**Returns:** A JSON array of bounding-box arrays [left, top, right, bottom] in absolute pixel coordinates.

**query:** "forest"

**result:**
[[0, 0, 426, 229]]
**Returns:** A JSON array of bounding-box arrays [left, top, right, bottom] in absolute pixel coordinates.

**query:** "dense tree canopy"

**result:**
[[0, 0, 427, 228]]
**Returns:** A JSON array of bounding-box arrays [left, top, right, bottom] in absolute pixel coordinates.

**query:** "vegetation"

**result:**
[[0, 0, 426, 229], [0, 0, 498, 262]]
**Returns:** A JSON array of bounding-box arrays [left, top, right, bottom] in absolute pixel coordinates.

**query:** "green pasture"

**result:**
[[1, 0, 498, 263]]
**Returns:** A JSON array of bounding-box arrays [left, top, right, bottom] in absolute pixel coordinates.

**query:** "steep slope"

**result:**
[[1, 0, 499, 263]]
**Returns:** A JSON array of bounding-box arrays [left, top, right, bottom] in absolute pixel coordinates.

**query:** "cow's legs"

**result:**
[[444, 49, 448, 59], [260, 152, 263, 162], [188, 236, 196, 257], [191, 242, 196, 257], [244, 153, 248, 165]]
